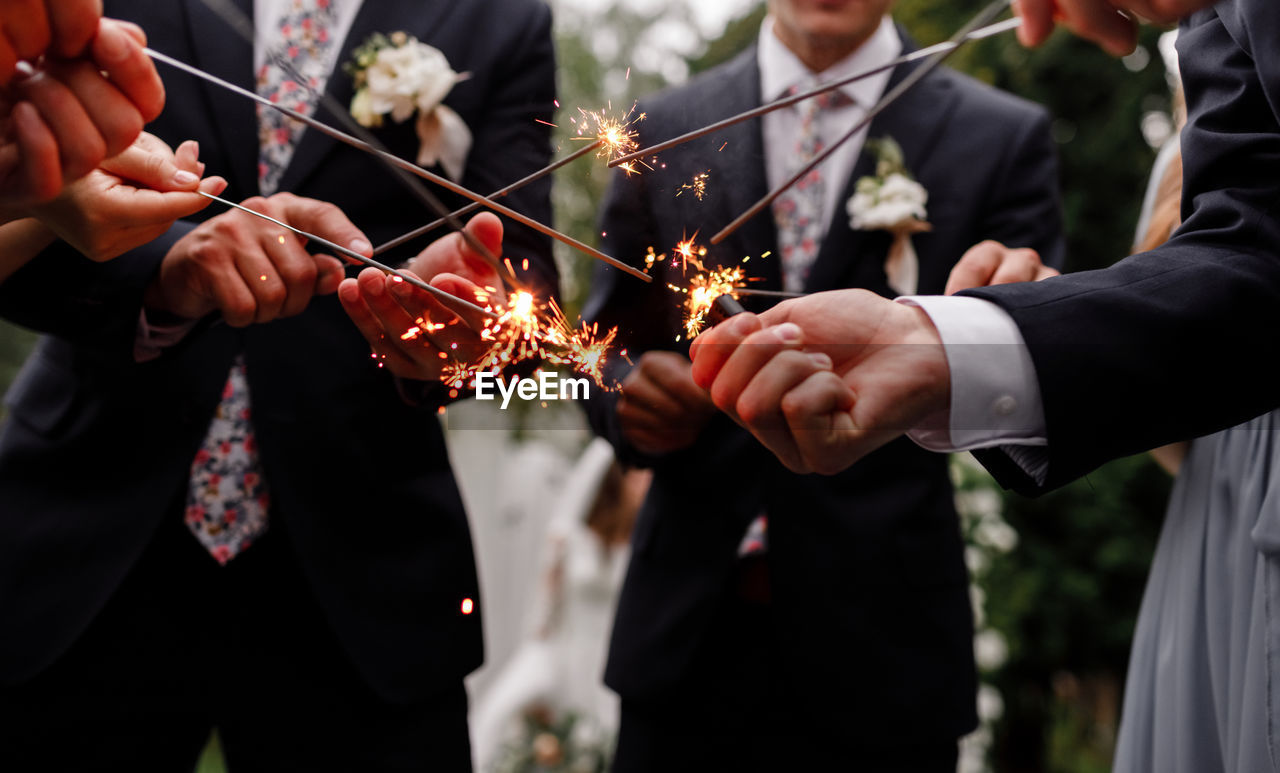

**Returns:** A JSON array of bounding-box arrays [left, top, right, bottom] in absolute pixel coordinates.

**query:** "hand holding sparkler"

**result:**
[[339, 212, 506, 381], [689, 290, 949, 475], [1015, 0, 1205, 57], [0, 19, 165, 213], [143, 193, 370, 327], [617, 351, 717, 456], [28, 133, 226, 262]]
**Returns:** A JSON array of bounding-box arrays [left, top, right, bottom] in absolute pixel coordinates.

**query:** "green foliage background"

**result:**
[[0, 2, 1175, 769]]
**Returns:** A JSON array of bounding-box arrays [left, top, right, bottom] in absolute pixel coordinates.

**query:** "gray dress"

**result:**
[[1114, 409, 1280, 773]]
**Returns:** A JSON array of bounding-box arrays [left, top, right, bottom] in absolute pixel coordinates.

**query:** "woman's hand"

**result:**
[[30, 132, 227, 261]]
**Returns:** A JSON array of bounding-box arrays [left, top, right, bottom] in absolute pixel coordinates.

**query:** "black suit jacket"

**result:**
[[968, 0, 1280, 495], [0, 0, 557, 702], [582, 38, 1063, 741]]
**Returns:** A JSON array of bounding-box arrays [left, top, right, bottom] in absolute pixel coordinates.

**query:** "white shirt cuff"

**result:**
[[896, 295, 1047, 452], [134, 309, 198, 363]]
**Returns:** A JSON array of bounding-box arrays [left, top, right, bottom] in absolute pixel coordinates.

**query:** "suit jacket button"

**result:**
[[993, 395, 1018, 417]]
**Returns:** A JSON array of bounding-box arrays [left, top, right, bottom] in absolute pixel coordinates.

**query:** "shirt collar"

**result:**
[[757, 14, 903, 107]]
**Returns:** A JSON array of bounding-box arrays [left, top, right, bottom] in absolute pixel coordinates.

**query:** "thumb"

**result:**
[[100, 133, 202, 192]]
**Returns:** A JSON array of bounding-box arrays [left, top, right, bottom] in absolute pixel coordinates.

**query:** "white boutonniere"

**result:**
[[846, 137, 931, 296], [346, 32, 472, 181]]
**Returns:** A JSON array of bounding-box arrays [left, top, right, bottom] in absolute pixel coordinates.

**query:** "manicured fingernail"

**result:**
[[729, 314, 756, 335], [338, 280, 358, 302], [775, 323, 802, 344], [390, 277, 413, 297], [365, 277, 384, 297], [350, 239, 371, 255], [809, 352, 832, 370], [174, 170, 199, 186]]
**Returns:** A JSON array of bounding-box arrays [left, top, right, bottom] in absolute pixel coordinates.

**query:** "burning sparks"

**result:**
[[676, 171, 710, 200], [645, 237, 771, 339], [417, 286, 621, 392], [572, 103, 648, 174]]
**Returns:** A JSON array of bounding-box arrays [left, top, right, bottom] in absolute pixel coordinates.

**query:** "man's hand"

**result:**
[[944, 240, 1059, 295], [0, 0, 103, 84], [145, 193, 369, 326], [0, 18, 164, 212], [689, 290, 950, 475], [1015, 0, 1213, 56], [31, 133, 226, 261], [338, 212, 504, 381], [617, 351, 717, 456]]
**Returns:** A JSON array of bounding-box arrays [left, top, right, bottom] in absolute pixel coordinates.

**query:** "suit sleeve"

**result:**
[[966, 8, 1280, 494], [975, 107, 1066, 270], [0, 219, 196, 358]]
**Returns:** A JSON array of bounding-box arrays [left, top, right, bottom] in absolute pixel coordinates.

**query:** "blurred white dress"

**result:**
[[470, 439, 631, 771]]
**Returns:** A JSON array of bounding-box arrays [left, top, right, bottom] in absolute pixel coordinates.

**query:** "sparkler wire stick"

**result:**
[[608, 17, 1021, 170], [711, 0, 1014, 245], [197, 191, 498, 321], [734, 288, 805, 299], [143, 47, 522, 292], [374, 139, 603, 256], [146, 36, 650, 284]]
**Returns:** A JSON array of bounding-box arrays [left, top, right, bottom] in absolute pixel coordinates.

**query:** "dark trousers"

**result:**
[[611, 558, 958, 773], [0, 513, 472, 772]]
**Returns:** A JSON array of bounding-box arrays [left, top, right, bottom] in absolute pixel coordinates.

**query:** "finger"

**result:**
[[10, 101, 61, 203], [781, 370, 862, 475], [620, 371, 688, 425], [207, 251, 258, 328], [92, 18, 164, 122], [945, 241, 1003, 295], [1034, 265, 1060, 281], [314, 255, 344, 295], [988, 248, 1044, 286], [256, 225, 320, 320], [275, 193, 372, 258], [19, 72, 108, 183], [5, 0, 52, 64], [100, 137, 203, 192], [1013, 0, 1055, 48], [689, 312, 763, 390], [1057, 0, 1138, 56], [424, 272, 497, 331], [339, 273, 437, 376], [50, 59, 143, 159], [359, 269, 439, 348], [46, 0, 102, 58], [458, 211, 504, 274], [0, 34, 17, 86], [617, 399, 680, 436], [101, 176, 227, 226], [732, 350, 836, 471], [636, 353, 710, 413], [708, 322, 808, 420], [174, 139, 201, 175]]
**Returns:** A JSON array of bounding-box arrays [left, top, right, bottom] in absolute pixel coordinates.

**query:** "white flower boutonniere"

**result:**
[[346, 32, 472, 181], [846, 137, 931, 296]]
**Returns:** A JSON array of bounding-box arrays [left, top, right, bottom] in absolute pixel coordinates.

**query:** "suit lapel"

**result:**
[[183, 0, 258, 197], [278, 0, 455, 194], [804, 36, 959, 293], [711, 48, 782, 303]]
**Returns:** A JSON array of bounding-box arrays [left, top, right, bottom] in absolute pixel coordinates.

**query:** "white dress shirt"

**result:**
[[758, 14, 901, 237], [899, 296, 1050, 483]]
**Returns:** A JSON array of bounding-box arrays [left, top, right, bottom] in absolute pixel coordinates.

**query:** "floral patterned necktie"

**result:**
[[770, 81, 854, 293], [185, 4, 338, 564], [256, 0, 339, 196]]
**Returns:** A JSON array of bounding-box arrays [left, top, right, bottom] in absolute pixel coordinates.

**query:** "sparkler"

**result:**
[[677, 171, 710, 200], [571, 105, 647, 175], [711, 0, 1014, 245], [608, 16, 1022, 170], [197, 191, 497, 321]]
